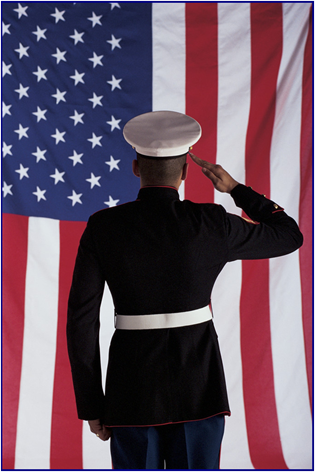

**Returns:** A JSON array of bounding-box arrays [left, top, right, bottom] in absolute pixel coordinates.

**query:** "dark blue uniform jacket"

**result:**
[[67, 184, 303, 427]]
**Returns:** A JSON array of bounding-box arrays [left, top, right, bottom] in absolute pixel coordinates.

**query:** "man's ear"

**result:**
[[132, 159, 140, 178], [181, 162, 189, 181]]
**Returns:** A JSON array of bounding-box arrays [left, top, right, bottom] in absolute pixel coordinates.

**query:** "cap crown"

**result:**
[[123, 111, 202, 157]]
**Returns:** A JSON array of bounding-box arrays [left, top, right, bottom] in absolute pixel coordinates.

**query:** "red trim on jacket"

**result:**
[[141, 185, 178, 190], [105, 410, 231, 428], [272, 209, 284, 214]]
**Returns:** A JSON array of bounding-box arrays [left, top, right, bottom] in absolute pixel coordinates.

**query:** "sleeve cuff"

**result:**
[[230, 184, 284, 221]]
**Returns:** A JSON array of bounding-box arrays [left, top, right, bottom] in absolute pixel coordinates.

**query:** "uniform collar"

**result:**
[[137, 186, 179, 201]]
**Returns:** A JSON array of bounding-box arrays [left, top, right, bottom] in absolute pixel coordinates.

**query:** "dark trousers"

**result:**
[[110, 415, 225, 470]]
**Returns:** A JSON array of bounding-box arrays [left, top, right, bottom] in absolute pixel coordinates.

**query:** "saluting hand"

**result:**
[[88, 419, 111, 441], [189, 152, 239, 194]]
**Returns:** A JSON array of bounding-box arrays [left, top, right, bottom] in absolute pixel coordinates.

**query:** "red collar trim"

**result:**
[[141, 185, 178, 191]]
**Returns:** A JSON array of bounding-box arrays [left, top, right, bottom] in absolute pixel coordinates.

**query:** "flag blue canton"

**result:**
[[2, 2, 152, 221]]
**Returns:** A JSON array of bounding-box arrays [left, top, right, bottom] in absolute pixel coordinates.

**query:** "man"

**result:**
[[67, 111, 303, 469]]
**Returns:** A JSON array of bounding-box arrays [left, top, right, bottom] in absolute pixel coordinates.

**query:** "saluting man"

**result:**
[[67, 111, 303, 469]]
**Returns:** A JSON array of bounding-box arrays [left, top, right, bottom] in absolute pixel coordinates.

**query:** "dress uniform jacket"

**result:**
[[67, 184, 303, 427]]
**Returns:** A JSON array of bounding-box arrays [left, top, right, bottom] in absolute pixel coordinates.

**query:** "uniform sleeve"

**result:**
[[67, 217, 106, 420], [226, 184, 303, 261]]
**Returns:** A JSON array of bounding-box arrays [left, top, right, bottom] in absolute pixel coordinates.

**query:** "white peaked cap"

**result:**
[[123, 110, 202, 157]]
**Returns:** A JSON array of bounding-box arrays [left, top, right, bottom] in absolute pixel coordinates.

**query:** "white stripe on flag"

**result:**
[[82, 284, 114, 469], [152, 1, 185, 204], [269, 3, 312, 468], [15, 217, 60, 469], [214, 4, 253, 469], [152, 3, 186, 114], [216, 2, 250, 200]]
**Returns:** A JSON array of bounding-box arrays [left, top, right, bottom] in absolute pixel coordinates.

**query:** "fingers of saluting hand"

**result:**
[[88, 419, 111, 441], [189, 152, 224, 187], [189, 152, 239, 194], [189, 152, 221, 180], [189, 152, 213, 170]]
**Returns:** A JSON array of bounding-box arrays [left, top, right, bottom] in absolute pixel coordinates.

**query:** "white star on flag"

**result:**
[[51, 129, 66, 144], [86, 173, 101, 189], [52, 48, 67, 64], [33, 66, 48, 82], [110, 3, 121, 10], [68, 150, 83, 166], [14, 43, 29, 59], [2, 103, 12, 117], [14, 124, 29, 140], [33, 186, 46, 202], [32, 147, 47, 162], [88, 133, 103, 148], [105, 155, 120, 171], [106, 115, 121, 131], [88, 12, 102, 27], [104, 195, 119, 207], [89, 52, 104, 68], [2, 62, 12, 77], [14, 83, 29, 99], [88, 93, 103, 108], [2, 181, 13, 197], [52, 88, 67, 104], [107, 34, 122, 50], [14, 3, 28, 19], [2, 142, 12, 157], [107, 75, 122, 91], [50, 169, 65, 185], [2, 22, 11, 35], [32, 26, 47, 41], [51, 8, 65, 23], [70, 110, 84, 126], [68, 190, 83, 206], [32, 107, 47, 122], [70, 29, 84, 45], [15, 164, 29, 180], [70, 70, 85, 86]]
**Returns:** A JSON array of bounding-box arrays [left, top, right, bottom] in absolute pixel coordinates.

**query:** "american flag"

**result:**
[[2, 2, 312, 469]]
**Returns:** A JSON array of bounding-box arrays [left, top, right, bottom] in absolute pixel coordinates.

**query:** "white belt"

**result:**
[[115, 305, 212, 330]]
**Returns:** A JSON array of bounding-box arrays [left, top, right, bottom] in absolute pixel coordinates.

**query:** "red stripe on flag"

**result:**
[[2, 214, 29, 470], [241, 4, 287, 469], [50, 221, 86, 469], [299, 6, 313, 411], [185, 2, 218, 203]]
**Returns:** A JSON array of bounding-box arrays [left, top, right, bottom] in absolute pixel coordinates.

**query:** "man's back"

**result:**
[[88, 186, 227, 315], [80, 184, 301, 316], [68, 183, 302, 426]]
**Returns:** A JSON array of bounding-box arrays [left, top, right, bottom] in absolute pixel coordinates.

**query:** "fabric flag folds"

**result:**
[[2, 2, 312, 469]]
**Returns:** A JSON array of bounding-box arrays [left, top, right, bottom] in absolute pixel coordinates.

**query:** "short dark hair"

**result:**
[[136, 152, 187, 186]]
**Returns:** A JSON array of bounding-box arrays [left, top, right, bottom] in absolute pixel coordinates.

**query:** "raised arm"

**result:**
[[189, 152, 303, 260]]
